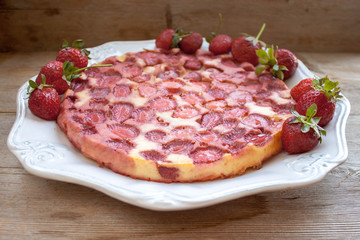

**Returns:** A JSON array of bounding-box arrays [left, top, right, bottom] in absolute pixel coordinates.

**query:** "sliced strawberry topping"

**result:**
[[119, 65, 142, 78], [132, 74, 151, 83], [223, 118, 240, 129], [138, 83, 157, 97], [148, 96, 177, 112], [110, 103, 134, 122], [113, 84, 131, 98], [136, 52, 162, 66], [191, 147, 224, 164], [205, 100, 227, 111], [108, 124, 140, 139], [171, 126, 197, 139], [105, 139, 134, 153], [214, 82, 237, 93], [196, 131, 218, 143], [224, 106, 248, 118], [84, 110, 106, 123], [184, 59, 202, 70], [183, 71, 202, 81], [133, 107, 154, 123], [245, 131, 271, 146], [163, 140, 194, 154], [90, 88, 110, 99], [157, 70, 179, 80], [98, 75, 122, 87], [172, 105, 200, 119], [89, 100, 109, 109], [140, 150, 166, 162], [201, 112, 223, 129], [242, 114, 270, 130], [145, 130, 167, 143], [182, 92, 205, 105], [157, 166, 179, 181], [221, 128, 246, 145], [208, 88, 228, 100], [229, 91, 253, 103]]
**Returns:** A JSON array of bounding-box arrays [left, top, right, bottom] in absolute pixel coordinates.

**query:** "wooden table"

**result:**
[[1, 52, 359, 239]]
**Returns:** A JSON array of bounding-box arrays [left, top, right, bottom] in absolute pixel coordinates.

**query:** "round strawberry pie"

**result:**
[[57, 47, 295, 183]]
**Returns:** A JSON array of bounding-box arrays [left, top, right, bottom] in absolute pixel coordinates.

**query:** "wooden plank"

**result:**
[[0, 0, 359, 52]]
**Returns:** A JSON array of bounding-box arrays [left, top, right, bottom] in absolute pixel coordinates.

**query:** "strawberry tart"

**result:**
[[57, 47, 295, 182]]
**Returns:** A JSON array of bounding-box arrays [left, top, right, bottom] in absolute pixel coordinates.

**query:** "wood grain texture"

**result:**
[[1, 0, 360, 52], [1, 52, 360, 239]]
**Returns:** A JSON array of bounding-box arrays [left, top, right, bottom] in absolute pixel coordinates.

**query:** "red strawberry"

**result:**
[[56, 40, 90, 68], [231, 23, 266, 66], [155, 29, 175, 50], [282, 104, 326, 154], [35, 61, 69, 95], [295, 77, 341, 126], [290, 78, 314, 101], [276, 49, 298, 80], [36, 61, 112, 95], [209, 34, 232, 55], [179, 32, 203, 54], [27, 78, 60, 121]]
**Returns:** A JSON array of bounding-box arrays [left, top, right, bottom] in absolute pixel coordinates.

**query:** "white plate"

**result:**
[[7, 40, 350, 211]]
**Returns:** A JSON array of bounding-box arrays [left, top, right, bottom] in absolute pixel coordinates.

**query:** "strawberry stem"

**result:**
[[255, 23, 266, 43], [75, 64, 113, 73]]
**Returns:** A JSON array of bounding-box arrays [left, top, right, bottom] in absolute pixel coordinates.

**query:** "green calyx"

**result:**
[[62, 39, 91, 59], [290, 104, 326, 143], [244, 23, 267, 48], [206, 13, 223, 43], [170, 28, 191, 49], [27, 74, 54, 95], [62, 61, 113, 85], [255, 45, 288, 80], [312, 77, 342, 102]]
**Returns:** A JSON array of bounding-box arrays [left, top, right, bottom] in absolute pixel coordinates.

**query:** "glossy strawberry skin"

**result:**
[[209, 34, 232, 55], [290, 78, 314, 101], [155, 29, 175, 50], [56, 48, 88, 69], [281, 116, 320, 154], [276, 49, 298, 80], [35, 61, 69, 95], [296, 90, 335, 127], [179, 32, 203, 54], [231, 37, 261, 66], [28, 87, 61, 120]]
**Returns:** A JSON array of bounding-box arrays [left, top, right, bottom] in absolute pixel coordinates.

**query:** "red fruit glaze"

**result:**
[[209, 34, 232, 55], [281, 116, 319, 154], [155, 29, 175, 50], [35, 61, 68, 95], [179, 32, 203, 54], [56, 48, 88, 68], [296, 90, 335, 127], [231, 37, 261, 66], [290, 78, 314, 102], [276, 49, 298, 80], [28, 87, 61, 120]]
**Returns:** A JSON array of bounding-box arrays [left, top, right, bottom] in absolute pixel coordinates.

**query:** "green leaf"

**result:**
[[62, 40, 69, 49], [258, 58, 268, 65], [29, 80, 38, 89], [256, 49, 268, 60], [72, 39, 84, 49], [301, 124, 310, 133], [273, 64, 279, 71], [267, 47, 274, 59], [275, 70, 284, 80], [278, 65, 288, 71], [306, 103, 317, 118], [255, 66, 266, 75]]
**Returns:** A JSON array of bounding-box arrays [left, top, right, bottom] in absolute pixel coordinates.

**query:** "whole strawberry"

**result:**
[[36, 60, 112, 95], [155, 29, 175, 50], [295, 77, 341, 127], [276, 49, 298, 80], [27, 77, 60, 121], [56, 40, 90, 68], [35, 61, 69, 95], [282, 104, 326, 154], [179, 32, 203, 54], [255, 45, 289, 80], [290, 78, 314, 101], [231, 23, 266, 66], [206, 14, 232, 55]]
